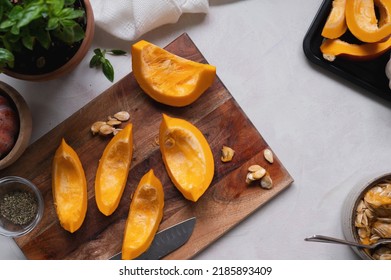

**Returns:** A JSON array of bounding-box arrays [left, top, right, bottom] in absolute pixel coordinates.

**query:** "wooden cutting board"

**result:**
[[1, 33, 293, 259]]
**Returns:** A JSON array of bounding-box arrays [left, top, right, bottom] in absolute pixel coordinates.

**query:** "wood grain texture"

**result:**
[[0, 33, 293, 259]]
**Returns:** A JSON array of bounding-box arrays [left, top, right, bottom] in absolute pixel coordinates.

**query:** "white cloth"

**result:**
[[90, 0, 209, 41]]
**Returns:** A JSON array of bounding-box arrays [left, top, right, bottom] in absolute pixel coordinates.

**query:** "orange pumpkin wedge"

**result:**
[[131, 40, 216, 107], [52, 138, 87, 233], [322, 0, 348, 39], [121, 169, 164, 260], [95, 123, 133, 216], [159, 114, 214, 202], [346, 0, 391, 43], [376, 0, 391, 27], [320, 36, 391, 60]]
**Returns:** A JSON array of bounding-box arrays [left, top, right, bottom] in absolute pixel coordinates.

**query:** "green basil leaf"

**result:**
[[89, 55, 101, 68], [94, 48, 103, 56], [8, 6, 23, 20], [59, 18, 77, 27], [47, 18, 59, 30], [59, 8, 84, 20], [0, 48, 14, 68], [35, 29, 51, 49], [47, 0, 65, 15], [102, 59, 114, 82], [52, 23, 84, 44], [22, 34, 34, 50], [17, 4, 44, 28], [10, 24, 20, 35], [0, 19, 15, 30], [64, 0, 76, 7], [69, 23, 85, 42], [109, 50, 127, 56]]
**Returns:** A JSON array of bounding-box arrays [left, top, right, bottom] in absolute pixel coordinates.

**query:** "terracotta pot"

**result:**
[[0, 81, 32, 170], [3, 0, 95, 82]]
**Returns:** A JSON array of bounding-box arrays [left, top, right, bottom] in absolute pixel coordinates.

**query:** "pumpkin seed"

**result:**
[[260, 173, 273, 189], [263, 148, 274, 164], [252, 167, 266, 180], [91, 121, 107, 135], [165, 137, 175, 149], [323, 54, 336, 62], [99, 124, 116, 136], [246, 172, 255, 184], [114, 111, 130, 122], [221, 145, 235, 162], [248, 165, 262, 173], [107, 119, 122, 126]]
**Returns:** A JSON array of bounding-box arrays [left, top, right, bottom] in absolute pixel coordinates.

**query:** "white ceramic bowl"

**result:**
[[0, 176, 44, 237], [342, 172, 391, 260]]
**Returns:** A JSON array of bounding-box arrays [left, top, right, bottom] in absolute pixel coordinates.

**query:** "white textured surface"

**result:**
[[2, 0, 391, 260]]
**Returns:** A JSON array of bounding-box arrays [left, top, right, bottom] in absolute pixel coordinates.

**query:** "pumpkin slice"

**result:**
[[322, 0, 348, 39], [320, 36, 391, 60], [52, 138, 87, 233], [122, 169, 164, 260], [131, 40, 216, 107], [376, 0, 391, 27], [346, 0, 391, 43], [159, 114, 214, 202], [95, 123, 133, 216]]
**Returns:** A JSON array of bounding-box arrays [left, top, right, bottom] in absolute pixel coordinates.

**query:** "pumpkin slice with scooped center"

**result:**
[[346, 0, 391, 43], [321, 0, 348, 39], [320, 35, 391, 60], [159, 114, 214, 202], [52, 138, 87, 233], [131, 40, 216, 107], [122, 169, 164, 260], [95, 123, 133, 216]]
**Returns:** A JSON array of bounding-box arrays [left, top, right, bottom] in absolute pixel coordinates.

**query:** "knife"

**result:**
[[110, 217, 196, 260]]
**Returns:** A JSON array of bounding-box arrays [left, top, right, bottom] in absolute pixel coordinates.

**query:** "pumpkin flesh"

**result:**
[[320, 36, 391, 60], [52, 138, 87, 233], [132, 40, 216, 107], [159, 114, 214, 202], [346, 0, 391, 42], [322, 0, 348, 39], [122, 169, 164, 260], [95, 123, 133, 216]]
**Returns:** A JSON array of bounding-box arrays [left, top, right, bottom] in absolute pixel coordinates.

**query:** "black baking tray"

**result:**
[[303, 0, 391, 102]]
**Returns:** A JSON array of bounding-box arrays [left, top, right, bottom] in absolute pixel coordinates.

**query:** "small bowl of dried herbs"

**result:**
[[0, 176, 44, 237]]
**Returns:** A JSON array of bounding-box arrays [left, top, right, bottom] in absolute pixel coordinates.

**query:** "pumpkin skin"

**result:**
[[121, 169, 164, 260], [95, 123, 133, 216], [159, 114, 214, 202], [52, 138, 87, 233], [0, 95, 18, 158]]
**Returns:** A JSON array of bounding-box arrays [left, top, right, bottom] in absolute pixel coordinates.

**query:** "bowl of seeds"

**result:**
[[0, 176, 44, 237], [342, 172, 391, 260]]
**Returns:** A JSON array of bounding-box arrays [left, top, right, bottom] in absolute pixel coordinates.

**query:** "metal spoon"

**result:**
[[305, 235, 391, 250]]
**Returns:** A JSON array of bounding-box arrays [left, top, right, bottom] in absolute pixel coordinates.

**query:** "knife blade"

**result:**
[[110, 217, 196, 260]]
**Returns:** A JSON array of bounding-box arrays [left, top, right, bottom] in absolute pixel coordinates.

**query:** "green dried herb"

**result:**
[[0, 191, 38, 225], [89, 48, 127, 82]]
